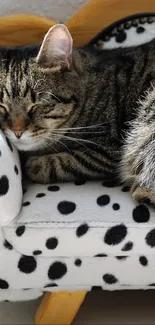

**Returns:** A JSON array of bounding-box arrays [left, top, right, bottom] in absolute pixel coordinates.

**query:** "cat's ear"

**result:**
[[36, 24, 73, 69]]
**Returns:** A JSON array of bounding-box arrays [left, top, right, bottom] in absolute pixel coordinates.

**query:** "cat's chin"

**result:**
[[5, 130, 43, 152], [13, 140, 42, 152]]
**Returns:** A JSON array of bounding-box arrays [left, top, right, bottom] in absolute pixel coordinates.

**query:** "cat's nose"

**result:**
[[13, 130, 24, 139]]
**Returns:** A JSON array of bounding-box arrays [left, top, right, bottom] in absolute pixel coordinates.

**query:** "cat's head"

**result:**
[[0, 24, 84, 151]]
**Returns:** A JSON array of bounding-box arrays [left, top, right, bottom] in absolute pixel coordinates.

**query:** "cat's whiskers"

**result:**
[[61, 135, 87, 149], [28, 125, 105, 152], [31, 131, 46, 138], [56, 130, 106, 135], [43, 139, 59, 154], [50, 132, 98, 151], [57, 122, 108, 132], [44, 136, 72, 154], [52, 131, 99, 145], [45, 131, 87, 150], [50, 136, 71, 153]]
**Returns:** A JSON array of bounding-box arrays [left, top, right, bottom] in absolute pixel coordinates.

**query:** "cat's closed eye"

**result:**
[[27, 104, 38, 118], [37, 91, 61, 103], [27, 97, 60, 120]]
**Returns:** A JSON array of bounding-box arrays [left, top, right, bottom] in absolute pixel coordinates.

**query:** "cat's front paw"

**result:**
[[25, 156, 51, 184], [131, 183, 155, 207]]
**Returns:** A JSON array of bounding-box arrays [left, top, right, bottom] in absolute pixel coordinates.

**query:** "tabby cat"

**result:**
[[0, 24, 155, 204]]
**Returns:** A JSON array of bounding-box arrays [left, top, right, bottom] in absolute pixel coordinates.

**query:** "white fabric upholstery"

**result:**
[[1, 185, 155, 302], [4, 181, 155, 257]]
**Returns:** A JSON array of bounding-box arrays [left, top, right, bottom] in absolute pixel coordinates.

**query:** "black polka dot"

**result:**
[[23, 201, 30, 207], [139, 17, 146, 24], [48, 185, 60, 192], [48, 262, 67, 280], [147, 17, 153, 24], [122, 241, 133, 251], [115, 31, 127, 43], [33, 250, 42, 255], [46, 237, 58, 250], [18, 255, 37, 274], [74, 259, 82, 266], [124, 22, 131, 29], [36, 193, 46, 198], [57, 201, 76, 215], [139, 256, 148, 266], [74, 180, 86, 186], [132, 20, 138, 27], [146, 229, 155, 247], [16, 225, 25, 237], [113, 203, 120, 210], [116, 256, 127, 260], [94, 253, 107, 257], [76, 223, 89, 237], [0, 175, 9, 195], [91, 286, 103, 291], [136, 26, 145, 33], [97, 195, 110, 206], [0, 279, 9, 289], [103, 273, 118, 284], [44, 283, 58, 288], [6, 137, 13, 152], [122, 186, 130, 192], [14, 165, 19, 175], [111, 29, 118, 36], [149, 283, 155, 286], [117, 25, 124, 32], [104, 224, 127, 245], [3, 240, 13, 250], [133, 205, 150, 223]]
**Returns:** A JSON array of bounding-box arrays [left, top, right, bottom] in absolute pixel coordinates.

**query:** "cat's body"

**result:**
[[1, 24, 155, 203]]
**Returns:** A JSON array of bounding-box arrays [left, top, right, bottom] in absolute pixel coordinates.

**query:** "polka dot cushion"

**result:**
[[90, 14, 155, 50], [3, 181, 155, 257], [0, 131, 22, 226], [2, 14, 155, 301]]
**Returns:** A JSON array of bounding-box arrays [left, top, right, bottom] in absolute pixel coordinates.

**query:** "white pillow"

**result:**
[[0, 131, 22, 225]]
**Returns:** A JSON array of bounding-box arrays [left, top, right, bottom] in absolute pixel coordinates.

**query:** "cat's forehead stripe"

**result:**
[[23, 82, 29, 98], [3, 59, 32, 100], [10, 59, 23, 98], [4, 87, 10, 98], [0, 45, 39, 101]]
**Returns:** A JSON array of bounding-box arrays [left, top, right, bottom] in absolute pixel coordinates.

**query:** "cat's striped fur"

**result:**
[[1, 24, 155, 203]]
